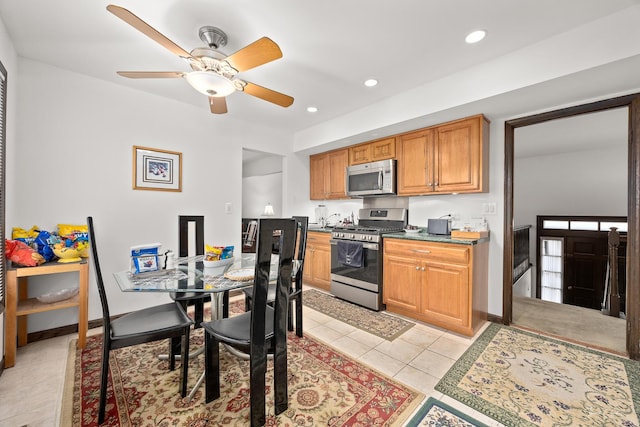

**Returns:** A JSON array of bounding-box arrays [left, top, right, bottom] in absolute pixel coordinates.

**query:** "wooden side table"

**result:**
[[4, 259, 89, 368]]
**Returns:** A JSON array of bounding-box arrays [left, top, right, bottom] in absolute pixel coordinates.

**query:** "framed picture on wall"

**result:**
[[133, 146, 182, 192]]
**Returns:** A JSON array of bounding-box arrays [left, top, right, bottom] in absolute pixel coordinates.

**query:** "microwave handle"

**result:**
[[378, 170, 383, 190]]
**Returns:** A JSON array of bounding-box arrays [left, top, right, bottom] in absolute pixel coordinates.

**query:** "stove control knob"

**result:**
[[350, 234, 356, 240], [367, 235, 373, 241]]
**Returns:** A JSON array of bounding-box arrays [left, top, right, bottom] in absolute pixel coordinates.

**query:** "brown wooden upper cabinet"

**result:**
[[310, 148, 349, 200], [348, 137, 396, 165], [397, 114, 490, 196]]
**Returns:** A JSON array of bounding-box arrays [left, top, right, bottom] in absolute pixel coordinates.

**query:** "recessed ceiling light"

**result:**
[[465, 30, 486, 44], [307, 106, 318, 113], [364, 79, 378, 87]]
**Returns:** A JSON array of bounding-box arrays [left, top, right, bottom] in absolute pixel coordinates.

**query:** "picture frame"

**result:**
[[133, 146, 182, 192]]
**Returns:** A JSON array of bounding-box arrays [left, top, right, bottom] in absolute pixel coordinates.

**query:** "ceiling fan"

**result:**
[[107, 4, 294, 114]]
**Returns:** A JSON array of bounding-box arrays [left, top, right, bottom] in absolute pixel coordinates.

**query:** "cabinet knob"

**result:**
[[421, 267, 425, 271], [415, 266, 420, 270]]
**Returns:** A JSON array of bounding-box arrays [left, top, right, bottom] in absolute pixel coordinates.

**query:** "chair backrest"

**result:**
[[292, 216, 309, 286], [243, 220, 258, 247], [86, 216, 112, 333], [250, 218, 296, 360]]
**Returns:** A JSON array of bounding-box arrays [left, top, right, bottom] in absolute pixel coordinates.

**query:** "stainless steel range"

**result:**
[[330, 208, 407, 311]]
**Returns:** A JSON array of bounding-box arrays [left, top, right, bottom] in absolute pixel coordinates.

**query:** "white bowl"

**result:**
[[36, 287, 79, 303], [203, 257, 234, 268], [404, 228, 422, 233]]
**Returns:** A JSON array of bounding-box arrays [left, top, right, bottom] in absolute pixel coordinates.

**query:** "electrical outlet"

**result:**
[[482, 202, 497, 215], [224, 202, 232, 214]]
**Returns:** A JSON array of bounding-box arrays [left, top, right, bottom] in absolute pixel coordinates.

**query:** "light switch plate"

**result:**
[[482, 202, 497, 215], [224, 202, 232, 214]]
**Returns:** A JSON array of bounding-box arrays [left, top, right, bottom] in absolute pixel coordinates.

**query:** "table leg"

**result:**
[[186, 293, 225, 401], [17, 278, 28, 347], [5, 270, 18, 367], [77, 262, 89, 348]]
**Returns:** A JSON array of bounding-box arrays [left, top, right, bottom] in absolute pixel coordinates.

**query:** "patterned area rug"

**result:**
[[436, 323, 640, 426], [303, 289, 414, 340], [405, 397, 489, 427], [62, 301, 423, 426]]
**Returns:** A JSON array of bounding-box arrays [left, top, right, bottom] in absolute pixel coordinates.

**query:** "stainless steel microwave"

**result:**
[[346, 159, 397, 197]]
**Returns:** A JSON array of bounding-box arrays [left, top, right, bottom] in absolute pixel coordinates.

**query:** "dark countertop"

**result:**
[[307, 227, 333, 233], [383, 231, 489, 245]]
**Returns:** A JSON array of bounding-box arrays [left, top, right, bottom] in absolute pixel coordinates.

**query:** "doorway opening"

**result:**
[[242, 149, 284, 252], [503, 93, 640, 359]]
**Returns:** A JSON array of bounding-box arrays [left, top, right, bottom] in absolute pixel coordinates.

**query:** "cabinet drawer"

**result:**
[[384, 239, 470, 264]]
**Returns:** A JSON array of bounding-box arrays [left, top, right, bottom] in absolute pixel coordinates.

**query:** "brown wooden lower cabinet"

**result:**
[[303, 231, 332, 291], [383, 238, 489, 336]]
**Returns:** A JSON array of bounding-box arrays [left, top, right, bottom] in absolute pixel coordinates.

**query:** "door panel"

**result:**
[[564, 236, 607, 309]]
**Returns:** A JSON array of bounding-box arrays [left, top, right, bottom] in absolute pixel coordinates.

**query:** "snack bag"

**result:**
[[35, 230, 59, 262], [58, 224, 89, 257], [12, 226, 40, 248], [205, 245, 234, 261], [5, 239, 45, 267]]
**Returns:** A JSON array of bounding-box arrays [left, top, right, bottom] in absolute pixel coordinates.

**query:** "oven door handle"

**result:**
[[330, 239, 379, 251]]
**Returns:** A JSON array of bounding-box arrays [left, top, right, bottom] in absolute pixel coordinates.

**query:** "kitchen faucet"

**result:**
[[320, 213, 341, 228]]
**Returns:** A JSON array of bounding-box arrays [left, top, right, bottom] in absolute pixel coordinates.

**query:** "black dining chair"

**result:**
[[243, 216, 308, 337], [202, 218, 297, 427], [87, 216, 194, 425], [170, 216, 211, 332]]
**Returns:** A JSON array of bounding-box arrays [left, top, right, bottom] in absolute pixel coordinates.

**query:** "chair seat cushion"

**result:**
[[170, 292, 212, 302], [111, 302, 193, 340], [202, 307, 275, 346], [242, 284, 279, 302]]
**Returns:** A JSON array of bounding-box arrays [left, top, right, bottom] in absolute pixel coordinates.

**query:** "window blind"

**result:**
[[0, 60, 7, 313]]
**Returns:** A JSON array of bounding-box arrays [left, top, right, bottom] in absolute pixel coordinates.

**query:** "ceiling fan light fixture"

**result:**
[[185, 71, 236, 97]]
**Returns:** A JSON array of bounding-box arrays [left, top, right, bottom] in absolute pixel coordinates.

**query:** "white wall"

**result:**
[[8, 57, 291, 332], [242, 173, 283, 218], [514, 145, 628, 289]]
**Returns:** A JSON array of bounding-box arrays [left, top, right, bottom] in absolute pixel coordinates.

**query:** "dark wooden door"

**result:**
[[564, 236, 607, 309]]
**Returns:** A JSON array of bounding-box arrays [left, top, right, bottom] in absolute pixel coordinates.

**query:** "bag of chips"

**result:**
[[58, 224, 89, 257], [12, 226, 39, 248], [205, 244, 234, 261], [5, 239, 45, 267]]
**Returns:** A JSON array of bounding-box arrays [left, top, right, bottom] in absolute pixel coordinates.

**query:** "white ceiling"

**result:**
[[515, 107, 629, 158], [1, 0, 639, 136]]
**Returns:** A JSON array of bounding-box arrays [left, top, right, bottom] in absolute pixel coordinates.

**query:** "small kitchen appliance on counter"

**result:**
[[427, 218, 451, 235]]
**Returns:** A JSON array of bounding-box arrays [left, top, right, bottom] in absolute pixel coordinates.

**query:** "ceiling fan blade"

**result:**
[[225, 37, 283, 72], [117, 71, 184, 78], [243, 82, 294, 108], [210, 96, 228, 114], [107, 5, 192, 59]]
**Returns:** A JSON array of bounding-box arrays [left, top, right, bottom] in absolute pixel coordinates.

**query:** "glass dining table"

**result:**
[[112, 254, 282, 400]]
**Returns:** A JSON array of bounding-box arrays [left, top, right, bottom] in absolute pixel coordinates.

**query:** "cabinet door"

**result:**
[[383, 254, 422, 312], [304, 232, 331, 291], [312, 238, 332, 290], [326, 149, 348, 199], [434, 116, 485, 193], [310, 154, 326, 200], [370, 137, 396, 161], [421, 260, 470, 329], [397, 129, 435, 195], [349, 144, 371, 165]]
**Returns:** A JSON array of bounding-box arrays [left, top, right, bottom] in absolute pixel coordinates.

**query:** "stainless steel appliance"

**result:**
[[330, 207, 407, 310], [346, 159, 397, 197]]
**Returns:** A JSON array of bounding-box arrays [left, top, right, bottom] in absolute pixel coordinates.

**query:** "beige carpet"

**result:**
[[512, 296, 626, 355], [436, 323, 640, 426]]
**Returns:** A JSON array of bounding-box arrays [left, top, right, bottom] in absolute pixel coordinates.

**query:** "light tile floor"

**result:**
[[0, 291, 501, 426]]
